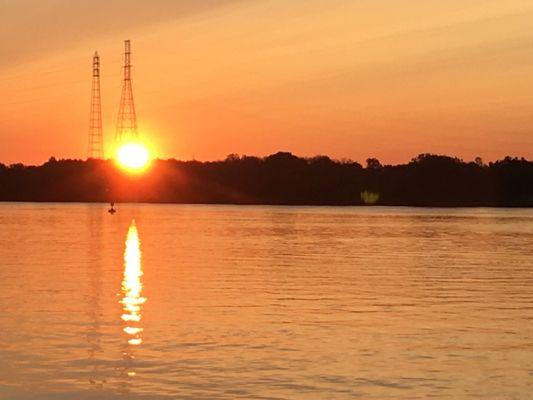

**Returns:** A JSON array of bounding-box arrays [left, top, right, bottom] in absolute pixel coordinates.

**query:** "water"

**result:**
[[0, 204, 532, 399]]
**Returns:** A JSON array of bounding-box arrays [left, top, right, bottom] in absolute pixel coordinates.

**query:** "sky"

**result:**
[[1, 0, 533, 165]]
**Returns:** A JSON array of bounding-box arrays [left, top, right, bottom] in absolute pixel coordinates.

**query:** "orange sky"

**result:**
[[1, 0, 533, 165]]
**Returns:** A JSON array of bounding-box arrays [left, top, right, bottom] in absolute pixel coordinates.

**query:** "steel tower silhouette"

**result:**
[[116, 40, 138, 143], [88, 51, 104, 159]]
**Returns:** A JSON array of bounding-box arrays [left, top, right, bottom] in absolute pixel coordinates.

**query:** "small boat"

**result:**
[[108, 202, 117, 214]]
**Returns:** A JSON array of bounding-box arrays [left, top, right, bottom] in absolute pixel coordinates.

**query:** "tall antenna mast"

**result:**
[[88, 51, 104, 159], [116, 40, 138, 143]]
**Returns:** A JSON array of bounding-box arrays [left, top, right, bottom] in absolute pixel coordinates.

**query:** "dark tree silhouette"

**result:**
[[0, 153, 531, 206], [366, 158, 382, 169]]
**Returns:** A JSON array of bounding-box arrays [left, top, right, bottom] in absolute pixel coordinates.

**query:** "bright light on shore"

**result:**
[[116, 142, 150, 172]]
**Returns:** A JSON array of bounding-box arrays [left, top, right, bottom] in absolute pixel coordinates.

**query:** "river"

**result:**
[[0, 204, 531, 399]]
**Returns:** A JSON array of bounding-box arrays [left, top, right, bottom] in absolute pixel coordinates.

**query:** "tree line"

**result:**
[[0, 152, 531, 206]]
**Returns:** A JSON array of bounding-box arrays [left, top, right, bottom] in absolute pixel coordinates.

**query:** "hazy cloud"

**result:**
[[0, 0, 241, 67]]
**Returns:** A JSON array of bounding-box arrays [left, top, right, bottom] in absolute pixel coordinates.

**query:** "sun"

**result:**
[[116, 142, 151, 172]]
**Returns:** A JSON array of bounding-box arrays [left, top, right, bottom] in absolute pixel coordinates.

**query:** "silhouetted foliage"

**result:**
[[366, 157, 382, 169], [0, 153, 531, 206]]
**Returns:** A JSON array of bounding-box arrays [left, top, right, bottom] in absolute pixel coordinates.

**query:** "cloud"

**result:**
[[0, 0, 241, 67]]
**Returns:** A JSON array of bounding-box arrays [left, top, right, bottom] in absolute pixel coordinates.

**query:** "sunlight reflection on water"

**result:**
[[120, 219, 146, 346], [0, 204, 532, 399], [118, 219, 145, 386]]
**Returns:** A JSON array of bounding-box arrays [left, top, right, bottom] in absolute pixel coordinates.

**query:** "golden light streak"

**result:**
[[120, 219, 146, 346]]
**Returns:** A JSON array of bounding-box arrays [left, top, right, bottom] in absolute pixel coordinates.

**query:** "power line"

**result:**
[[115, 40, 138, 143], [88, 51, 104, 159]]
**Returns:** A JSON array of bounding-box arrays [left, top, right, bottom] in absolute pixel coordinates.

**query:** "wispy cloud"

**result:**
[[0, 0, 241, 67]]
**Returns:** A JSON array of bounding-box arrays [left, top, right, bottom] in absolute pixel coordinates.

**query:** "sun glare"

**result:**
[[116, 142, 150, 172]]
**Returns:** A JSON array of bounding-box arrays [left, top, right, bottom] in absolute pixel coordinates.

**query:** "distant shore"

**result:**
[[1, 152, 532, 207]]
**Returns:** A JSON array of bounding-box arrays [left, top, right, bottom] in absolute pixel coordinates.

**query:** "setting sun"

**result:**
[[116, 142, 150, 172]]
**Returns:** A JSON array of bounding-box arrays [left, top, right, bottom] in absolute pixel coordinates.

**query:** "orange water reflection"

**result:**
[[120, 219, 145, 346]]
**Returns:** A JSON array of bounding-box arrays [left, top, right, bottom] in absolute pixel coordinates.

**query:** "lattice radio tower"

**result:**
[[116, 40, 138, 143], [88, 51, 104, 159]]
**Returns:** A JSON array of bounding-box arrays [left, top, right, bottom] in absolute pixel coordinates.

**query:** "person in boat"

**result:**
[[108, 202, 116, 214]]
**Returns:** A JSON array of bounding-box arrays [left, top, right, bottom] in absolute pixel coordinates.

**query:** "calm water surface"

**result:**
[[0, 204, 532, 399]]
